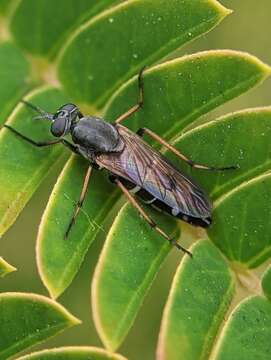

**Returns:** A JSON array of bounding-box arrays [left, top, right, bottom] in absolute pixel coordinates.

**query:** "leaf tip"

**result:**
[[45, 293, 82, 326], [36, 254, 59, 300], [263, 63, 271, 77], [210, 49, 271, 81], [221, 6, 233, 18], [225, 8, 233, 16], [245, 52, 271, 78], [6, 263, 17, 274], [47, 285, 63, 301], [210, 0, 233, 19], [68, 313, 82, 327], [47, 294, 82, 326], [0, 257, 17, 277], [36, 232, 65, 301]]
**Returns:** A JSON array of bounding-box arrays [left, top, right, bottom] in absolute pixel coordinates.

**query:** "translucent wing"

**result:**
[[96, 125, 211, 222]]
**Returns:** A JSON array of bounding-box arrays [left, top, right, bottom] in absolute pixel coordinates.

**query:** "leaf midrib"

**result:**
[[0, 322, 68, 360]]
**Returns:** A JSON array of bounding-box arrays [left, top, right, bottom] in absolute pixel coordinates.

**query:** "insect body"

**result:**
[[4, 69, 236, 255], [96, 125, 212, 228]]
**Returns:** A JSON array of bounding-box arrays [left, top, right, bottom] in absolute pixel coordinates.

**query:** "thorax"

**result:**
[[71, 117, 124, 162]]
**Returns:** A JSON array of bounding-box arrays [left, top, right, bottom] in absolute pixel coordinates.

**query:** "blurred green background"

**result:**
[[1, 1, 271, 359]]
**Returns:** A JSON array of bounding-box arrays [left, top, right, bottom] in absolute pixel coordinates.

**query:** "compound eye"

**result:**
[[53, 110, 65, 120], [51, 117, 67, 137]]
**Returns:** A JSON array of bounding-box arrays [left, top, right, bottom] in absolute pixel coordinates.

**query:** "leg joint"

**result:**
[[149, 220, 156, 228], [77, 200, 84, 208], [136, 127, 145, 137], [109, 175, 117, 183]]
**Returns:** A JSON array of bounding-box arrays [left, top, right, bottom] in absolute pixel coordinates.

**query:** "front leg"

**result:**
[[4, 124, 79, 154], [65, 165, 93, 238], [4, 125, 61, 147]]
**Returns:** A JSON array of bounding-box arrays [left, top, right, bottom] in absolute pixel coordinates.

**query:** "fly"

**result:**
[[4, 68, 237, 256]]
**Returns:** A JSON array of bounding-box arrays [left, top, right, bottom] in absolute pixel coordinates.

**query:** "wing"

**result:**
[[96, 125, 211, 220]]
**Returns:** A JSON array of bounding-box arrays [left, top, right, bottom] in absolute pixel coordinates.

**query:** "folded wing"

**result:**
[[96, 125, 211, 220]]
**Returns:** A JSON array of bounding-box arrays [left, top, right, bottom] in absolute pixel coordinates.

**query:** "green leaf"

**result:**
[[209, 171, 271, 267], [15, 347, 127, 360], [0, 292, 80, 360], [0, 87, 69, 237], [37, 156, 119, 299], [167, 108, 271, 267], [169, 107, 271, 199], [213, 296, 271, 360], [0, 257, 16, 278], [57, 0, 230, 108], [92, 203, 179, 351], [262, 266, 271, 302], [0, 0, 13, 14], [104, 51, 270, 138], [0, 42, 30, 121], [157, 239, 234, 360], [10, 0, 118, 58]]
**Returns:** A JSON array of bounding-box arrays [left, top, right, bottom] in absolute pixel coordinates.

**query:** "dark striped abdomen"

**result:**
[[115, 176, 211, 228]]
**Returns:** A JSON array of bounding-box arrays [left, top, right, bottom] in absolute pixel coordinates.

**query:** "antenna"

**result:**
[[21, 99, 54, 121]]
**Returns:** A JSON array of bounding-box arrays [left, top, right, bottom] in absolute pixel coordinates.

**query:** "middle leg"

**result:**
[[113, 66, 146, 124]]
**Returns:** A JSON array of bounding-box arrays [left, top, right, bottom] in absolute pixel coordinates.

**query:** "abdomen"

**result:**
[[112, 176, 211, 228]]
